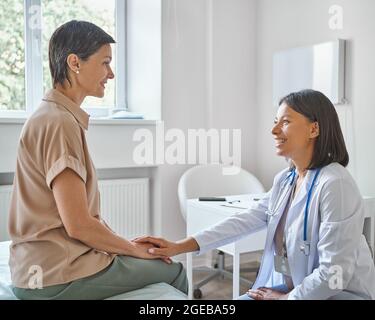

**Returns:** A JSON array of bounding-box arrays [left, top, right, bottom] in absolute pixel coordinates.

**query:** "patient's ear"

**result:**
[[310, 121, 320, 139], [66, 54, 80, 74]]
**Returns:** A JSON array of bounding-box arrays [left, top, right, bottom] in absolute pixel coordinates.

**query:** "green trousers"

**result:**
[[12, 256, 188, 300]]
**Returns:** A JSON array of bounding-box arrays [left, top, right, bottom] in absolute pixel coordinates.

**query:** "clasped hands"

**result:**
[[131, 236, 177, 264]]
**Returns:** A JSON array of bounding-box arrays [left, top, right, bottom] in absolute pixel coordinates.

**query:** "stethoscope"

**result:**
[[266, 168, 321, 256]]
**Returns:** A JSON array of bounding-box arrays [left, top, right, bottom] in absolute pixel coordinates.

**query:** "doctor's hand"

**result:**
[[129, 241, 173, 264], [247, 287, 289, 300], [132, 236, 180, 257]]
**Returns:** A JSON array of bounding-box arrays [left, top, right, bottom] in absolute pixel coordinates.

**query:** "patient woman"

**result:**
[[8, 20, 187, 300], [135, 90, 375, 300]]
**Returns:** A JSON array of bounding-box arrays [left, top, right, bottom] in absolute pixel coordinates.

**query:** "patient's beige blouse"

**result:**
[[8, 89, 115, 289]]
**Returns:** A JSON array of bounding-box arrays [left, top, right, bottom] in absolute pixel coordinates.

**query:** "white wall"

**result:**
[[254, 0, 375, 198], [0, 124, 22, 173], [160, 0, 258, 240]]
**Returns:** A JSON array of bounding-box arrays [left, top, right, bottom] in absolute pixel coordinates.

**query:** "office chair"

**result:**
[[178, 164, 265, 299]]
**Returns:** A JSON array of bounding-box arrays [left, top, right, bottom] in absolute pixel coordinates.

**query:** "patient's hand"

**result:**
[[132, 236, 180, 258], [130, 241, 172, 264]]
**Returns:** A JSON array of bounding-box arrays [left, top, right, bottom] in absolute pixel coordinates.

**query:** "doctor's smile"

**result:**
[[274, 138, 286, 147]]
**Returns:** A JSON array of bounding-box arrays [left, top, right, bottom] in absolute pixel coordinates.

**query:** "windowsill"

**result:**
[[89, 118, 161, 126], [0, 117, 161, 126], [0, 117, 28, 124]]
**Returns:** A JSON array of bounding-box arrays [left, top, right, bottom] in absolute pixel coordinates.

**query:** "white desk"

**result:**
[[186, 194, 375, 300]]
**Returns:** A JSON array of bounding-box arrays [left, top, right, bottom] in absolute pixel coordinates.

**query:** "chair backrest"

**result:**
[[178, 164, 265, 220]]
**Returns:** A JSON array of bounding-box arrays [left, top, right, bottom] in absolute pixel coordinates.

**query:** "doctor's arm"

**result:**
[[134, 190, 271, 257], [190, 192, 270, 255], [287, 178, 364, 300]]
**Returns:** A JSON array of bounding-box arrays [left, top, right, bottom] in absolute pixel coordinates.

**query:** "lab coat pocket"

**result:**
[[319, 213, 361, 244], [318, 214, 362, 276]]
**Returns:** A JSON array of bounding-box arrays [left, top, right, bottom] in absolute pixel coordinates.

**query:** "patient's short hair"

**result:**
[[49, 20, 115, 87], [279, 89, 349, 169]]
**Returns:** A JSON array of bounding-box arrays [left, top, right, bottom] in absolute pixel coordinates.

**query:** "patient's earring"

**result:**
[[76, 70, 80, 74]]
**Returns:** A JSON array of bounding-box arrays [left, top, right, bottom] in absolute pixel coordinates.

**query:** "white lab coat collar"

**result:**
[[290, 168, 321, 211]]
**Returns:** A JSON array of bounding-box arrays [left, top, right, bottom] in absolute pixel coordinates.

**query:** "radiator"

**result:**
[[98, 178, 150, 239], [0, 178, 150, 241]]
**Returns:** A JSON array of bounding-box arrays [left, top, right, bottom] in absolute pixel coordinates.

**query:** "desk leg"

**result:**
[[187, 252, 193, 300], [233, 252, 240, 299], [371, 215, 375, 259]]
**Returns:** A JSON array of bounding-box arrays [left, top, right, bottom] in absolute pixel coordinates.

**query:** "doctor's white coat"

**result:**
[[193, 163, 375, 300]]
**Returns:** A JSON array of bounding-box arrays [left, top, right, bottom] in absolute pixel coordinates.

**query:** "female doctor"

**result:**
[[135, 89, 375, 300]]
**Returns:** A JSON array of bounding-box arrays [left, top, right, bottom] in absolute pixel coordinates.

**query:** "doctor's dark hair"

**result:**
[[49, 20, 115, 88], [279, 89, 349, 169]]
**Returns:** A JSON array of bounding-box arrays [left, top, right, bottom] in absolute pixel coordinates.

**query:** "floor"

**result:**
[[191, 252, 260, 300]]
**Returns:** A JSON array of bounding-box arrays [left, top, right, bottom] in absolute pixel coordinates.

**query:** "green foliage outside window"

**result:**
[[0, 0, 115, 111], [0, 0, 25, 110]]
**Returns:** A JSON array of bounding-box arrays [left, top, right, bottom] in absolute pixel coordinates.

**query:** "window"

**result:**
[[42, 0, 116, 109], [0, 0, 25, 113], [0, 0, 126, 118]]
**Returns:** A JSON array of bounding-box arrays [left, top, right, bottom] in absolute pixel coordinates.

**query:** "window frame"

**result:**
[[0, 0, 127, 118]]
